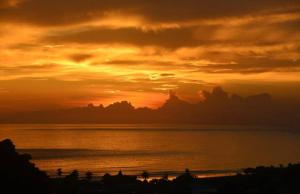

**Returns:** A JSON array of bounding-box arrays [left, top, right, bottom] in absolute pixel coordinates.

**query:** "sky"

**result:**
[[0, 0, 300, 112]]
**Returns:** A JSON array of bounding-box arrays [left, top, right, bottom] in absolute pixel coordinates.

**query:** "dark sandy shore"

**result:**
[[49, 164, 300, 194]]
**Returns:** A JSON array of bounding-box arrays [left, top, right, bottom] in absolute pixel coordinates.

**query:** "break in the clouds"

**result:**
[[0, 0, 300, 111]]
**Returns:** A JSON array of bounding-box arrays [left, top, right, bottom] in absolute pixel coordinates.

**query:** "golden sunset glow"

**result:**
[[1, 0, 300, 112]]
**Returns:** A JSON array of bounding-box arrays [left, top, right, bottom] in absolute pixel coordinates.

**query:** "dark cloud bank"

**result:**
[[1, 0, 299, 25], [1, 87, 299, 128]]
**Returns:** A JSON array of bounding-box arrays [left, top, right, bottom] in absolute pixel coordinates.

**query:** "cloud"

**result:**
[[197, 58, 300, 74], [41, 16, 300, 49], [160, 73, 175, 77], [0, 0, 299, 26], [1, 0, 300, 112], [43, 26, 200, 49], [101, 59, 150, 66], [97, 59, 180, 68], [0, 0, 23, 8], [69, 53, 93, 62], [0, 64, 61, 79], [0, 63, 60, 73]]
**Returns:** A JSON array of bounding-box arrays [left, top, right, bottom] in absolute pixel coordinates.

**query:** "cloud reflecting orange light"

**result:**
[[0, 0, 300, 112]]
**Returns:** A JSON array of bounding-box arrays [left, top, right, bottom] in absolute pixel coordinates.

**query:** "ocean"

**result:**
[[1, 124, 300, 178]]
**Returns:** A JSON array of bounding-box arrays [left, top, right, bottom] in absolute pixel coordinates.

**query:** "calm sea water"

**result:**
[[1, 124, 300, 177]]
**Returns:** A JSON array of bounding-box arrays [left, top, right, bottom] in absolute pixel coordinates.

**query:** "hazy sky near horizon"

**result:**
[[0, 0, 300, 112]]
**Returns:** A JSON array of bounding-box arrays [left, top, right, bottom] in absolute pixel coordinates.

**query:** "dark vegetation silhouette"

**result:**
[[1, 87, 299, 127], [86, 171, 93, 182], [0, 139, 51, 194], [57, 168, 62, 177], [1, 139, 300, 194], [141, 170, 150, 182]]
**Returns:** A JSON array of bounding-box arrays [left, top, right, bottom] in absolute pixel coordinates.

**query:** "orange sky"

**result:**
[[0, 0, 300, 112]]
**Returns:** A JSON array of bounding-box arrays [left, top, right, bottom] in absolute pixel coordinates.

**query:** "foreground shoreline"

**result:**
[[48, 164, 300, 194], [1, 138, 300, 194]]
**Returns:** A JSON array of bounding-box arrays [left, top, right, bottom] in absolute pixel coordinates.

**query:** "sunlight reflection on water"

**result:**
[[1, 124, 300, 177]]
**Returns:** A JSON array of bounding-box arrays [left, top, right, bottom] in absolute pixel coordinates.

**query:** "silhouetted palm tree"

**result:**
[[67, 170, 79, 181], [57, 168, 62, 177], [163, 174, 169, 181], [185, 168, 190, 174], [141, 171, 149, 181], [118, 170, 123, 176], [86, 171, 93, 181]]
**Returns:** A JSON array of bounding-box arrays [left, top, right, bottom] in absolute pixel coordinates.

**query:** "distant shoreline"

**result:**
[[46, 168, 240, 180]]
